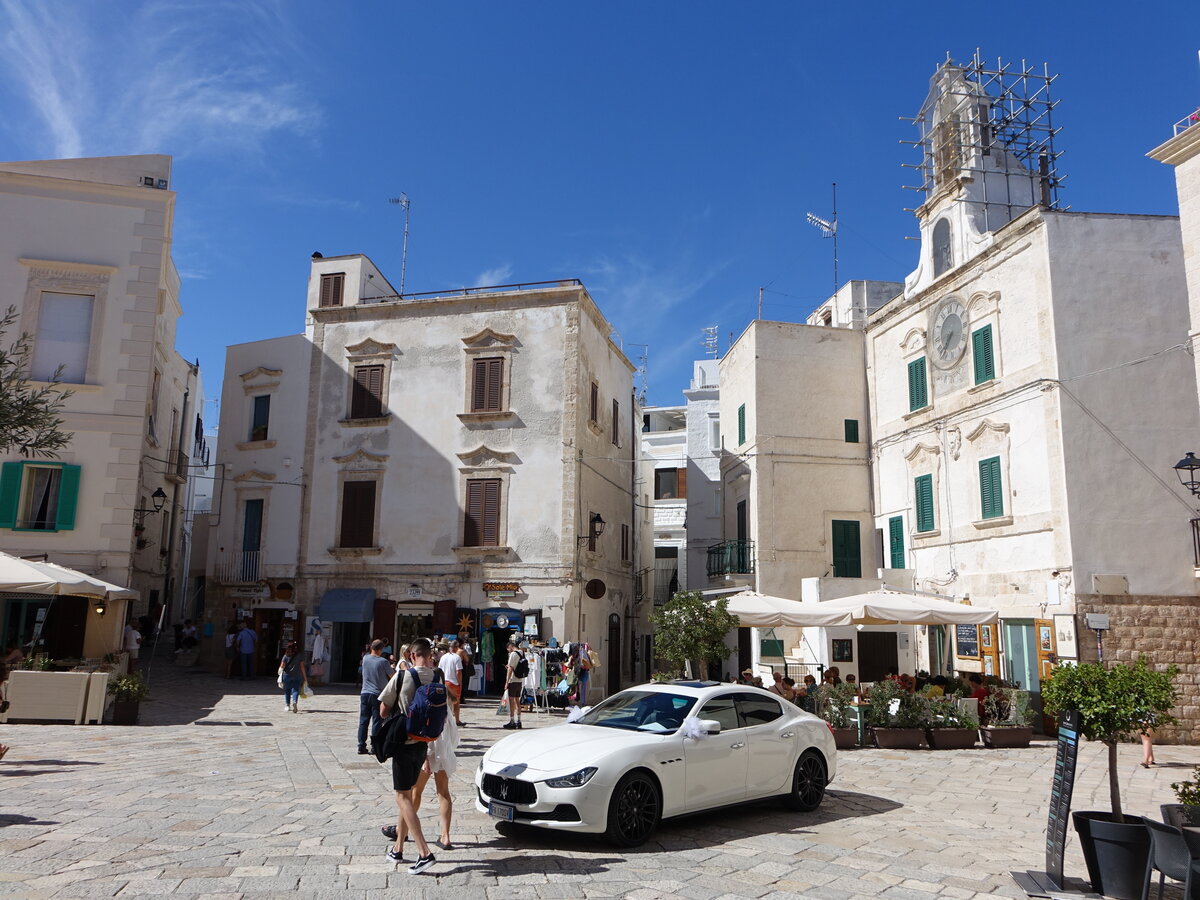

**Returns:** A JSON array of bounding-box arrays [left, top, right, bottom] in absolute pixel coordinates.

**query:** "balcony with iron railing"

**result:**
[[213, 550, 261, 584], [1174, 109, 1200, 137], [707, 540, 755, 578], [165, 446, 188, 484]]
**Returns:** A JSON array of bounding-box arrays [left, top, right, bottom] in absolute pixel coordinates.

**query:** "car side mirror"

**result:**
[[699, 719, 721, 735]]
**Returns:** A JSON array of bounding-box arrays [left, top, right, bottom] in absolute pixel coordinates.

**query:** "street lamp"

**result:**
[[133, 487, 168, 529], [1174, 452, 1200, 498], [589, 513, 606, 540]]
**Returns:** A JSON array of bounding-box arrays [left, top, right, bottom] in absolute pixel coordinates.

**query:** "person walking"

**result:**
[[439, 640, 464, 727], [123, 620, 142, 666], [503, 638, 524, 729], [278, 641, 306, 713], [359, 640, 393, 755], [235, 621, 257, 680], [223, 625, 237, 678], [377, 638, 440, 876]]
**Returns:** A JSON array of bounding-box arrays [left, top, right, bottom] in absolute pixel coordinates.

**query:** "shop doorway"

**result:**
[[858, 631, 898, 683], [253, 609, 285, 677], [331, 621, 371, 684], [928, 625, 949, 676], [3, 594, 53, 653], [1003, 619, 1046, 732], [607, 613, 621, 696], [487, 626, 520, 694]]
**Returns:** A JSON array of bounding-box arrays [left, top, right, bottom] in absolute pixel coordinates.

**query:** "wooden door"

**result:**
[[1034, 617, 1056, 734], [857, 631, 899, 683], [979, 624, 1000, 678]]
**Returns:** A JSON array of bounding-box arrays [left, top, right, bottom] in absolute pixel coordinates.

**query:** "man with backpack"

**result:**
[[503, 637, 527, 730], [377, 638, 446, 875]]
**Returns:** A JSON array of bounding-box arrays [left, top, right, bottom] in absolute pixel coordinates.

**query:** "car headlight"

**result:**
[[544, 767, 598, 788]]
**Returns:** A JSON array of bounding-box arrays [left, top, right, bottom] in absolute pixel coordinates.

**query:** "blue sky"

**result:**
[[1, 1, 1197, 414]]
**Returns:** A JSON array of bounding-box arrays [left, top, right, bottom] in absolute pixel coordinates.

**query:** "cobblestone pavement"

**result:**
[[1, 648, 1196, 899]]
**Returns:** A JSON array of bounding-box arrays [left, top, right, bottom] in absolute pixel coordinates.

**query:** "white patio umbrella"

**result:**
[[717, 589, 850, 628], [794, 587, 997, 626], [0, 550, 136, 601]]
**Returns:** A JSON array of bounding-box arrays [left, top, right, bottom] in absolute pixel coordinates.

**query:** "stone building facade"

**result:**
[[0, 155, 201, 659]]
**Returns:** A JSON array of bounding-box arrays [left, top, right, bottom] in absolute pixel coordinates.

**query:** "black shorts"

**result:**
[[391, 742, 428, 792]]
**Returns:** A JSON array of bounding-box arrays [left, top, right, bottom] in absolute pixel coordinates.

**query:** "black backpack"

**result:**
[[371, 711, 407, 762], [514, 656, 529, 679]]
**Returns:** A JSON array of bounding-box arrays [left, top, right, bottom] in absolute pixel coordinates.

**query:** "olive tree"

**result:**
[[650, 590, 739, 680], [0, 306, 72, 458]]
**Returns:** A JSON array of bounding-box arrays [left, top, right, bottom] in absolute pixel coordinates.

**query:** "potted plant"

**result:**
[[980, 686, 1035, 748], [818, 682, 859, 750], [108, 671, 149, 725], [866, 677, 929, 749], [1164, 767, 1200, 828], [1041, 656, 1178, 900], [925, 696, 979, 749]]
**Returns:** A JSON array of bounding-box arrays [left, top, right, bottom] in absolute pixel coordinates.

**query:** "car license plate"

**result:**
[[488, 800, 515, 822]]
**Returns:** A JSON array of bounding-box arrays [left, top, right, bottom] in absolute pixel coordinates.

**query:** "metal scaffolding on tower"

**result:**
[[900, 50, 1065, 233]]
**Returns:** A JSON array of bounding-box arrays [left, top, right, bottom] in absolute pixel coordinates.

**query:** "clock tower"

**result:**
[[903, 55, 1061, 300]]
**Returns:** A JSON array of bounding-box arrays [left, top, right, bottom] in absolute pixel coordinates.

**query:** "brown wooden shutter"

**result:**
[[351, 365, 384, 418], [676, 466, 688, 499], [465, 478, 501, 546], [339, 480, 376, 547], [432, 599, 456, 633], [472, 358, 503, 412], [319, 273, 345, 308]]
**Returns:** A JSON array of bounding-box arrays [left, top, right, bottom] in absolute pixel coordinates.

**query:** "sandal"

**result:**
[[435, 839, 454, 851]]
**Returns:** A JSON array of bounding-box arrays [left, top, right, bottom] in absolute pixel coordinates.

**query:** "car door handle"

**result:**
[[730, 741, 745, 749], [781, 731, 794, 739]]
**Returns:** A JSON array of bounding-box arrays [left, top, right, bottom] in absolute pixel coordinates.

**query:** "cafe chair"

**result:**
[[1142, 817, 1200, 900]]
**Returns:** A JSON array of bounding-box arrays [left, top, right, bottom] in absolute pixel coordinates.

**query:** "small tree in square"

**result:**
[[650, 590, 738, 680], [1042, 655, 1178, 822]]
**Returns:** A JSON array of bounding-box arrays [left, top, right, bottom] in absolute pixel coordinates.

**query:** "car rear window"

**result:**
[[736, 693, 785, 726]]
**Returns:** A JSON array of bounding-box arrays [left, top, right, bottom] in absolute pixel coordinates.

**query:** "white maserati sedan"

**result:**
[[475, 680, 836, 847]]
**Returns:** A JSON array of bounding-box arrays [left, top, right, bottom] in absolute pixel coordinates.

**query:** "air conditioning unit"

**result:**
[[141, 176, 155, 187]]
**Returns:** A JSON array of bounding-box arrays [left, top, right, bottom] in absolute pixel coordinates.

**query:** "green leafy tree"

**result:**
[[0, 306, 73, 458], [650, 590, 738, 679], [1042, 656, 1178, 822]]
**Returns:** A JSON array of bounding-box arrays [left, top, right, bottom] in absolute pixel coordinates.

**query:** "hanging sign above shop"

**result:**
[[484, 582, 521, 596]]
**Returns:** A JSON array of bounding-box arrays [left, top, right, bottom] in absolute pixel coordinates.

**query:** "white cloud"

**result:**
[[475, 264, 514, 287], [0, 0, 316, 159]]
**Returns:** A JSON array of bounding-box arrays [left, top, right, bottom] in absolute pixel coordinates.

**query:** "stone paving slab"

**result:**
[[1, 645, 1197, 898]]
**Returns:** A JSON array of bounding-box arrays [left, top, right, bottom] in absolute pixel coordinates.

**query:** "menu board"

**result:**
[[1045, 710, 1080, 888], [955, 624, 980, 658]]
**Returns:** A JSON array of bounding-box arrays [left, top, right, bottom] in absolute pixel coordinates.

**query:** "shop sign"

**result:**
[[231, 585, 269, 599], [484, 582, 520, 596]]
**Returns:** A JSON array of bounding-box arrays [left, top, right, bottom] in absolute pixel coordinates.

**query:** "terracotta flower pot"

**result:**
[[873, 727, 925, 749], [830, 727, 858, 750], [980, 725, 1033, 749], [926, 728, 978, 750]]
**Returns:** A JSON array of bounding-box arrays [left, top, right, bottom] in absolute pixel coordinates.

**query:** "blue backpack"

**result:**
[[405, 668, 448, 742]]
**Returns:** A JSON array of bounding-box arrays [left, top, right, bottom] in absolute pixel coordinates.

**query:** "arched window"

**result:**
[[932, 219, 953, 277]]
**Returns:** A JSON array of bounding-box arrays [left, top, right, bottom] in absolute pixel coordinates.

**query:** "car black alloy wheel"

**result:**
[[605, 771, 661, 847], [785, 750, 827, 812]]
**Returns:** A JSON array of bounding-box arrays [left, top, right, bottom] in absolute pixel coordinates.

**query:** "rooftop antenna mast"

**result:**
[[805, 182, 838, 298], [627, 343, 649, 406], [701, 326, 719, 358], [387, 193, 411, 296]]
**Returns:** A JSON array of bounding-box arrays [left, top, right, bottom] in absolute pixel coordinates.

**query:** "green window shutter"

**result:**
[[0, 461, 22, 528], [54, 464, 81, 531], [979, 456, 1003, 519], [737, 403, 746, 446], [831, 520, 862, 578], [888, 515, 905, 569], [972, 325, 995, 384], [844, 419, 859, 443], [908, 357, 928, 411], [915, 474, 935, 533]]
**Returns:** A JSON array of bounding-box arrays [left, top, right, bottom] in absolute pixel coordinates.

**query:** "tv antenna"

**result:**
[[387, 193, 411, 296], [806, 182, 838, 298], [627, 343, 649, 406]]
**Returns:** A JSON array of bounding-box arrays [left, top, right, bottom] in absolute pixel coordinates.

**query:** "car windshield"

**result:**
[[575, 690, 697, 733]]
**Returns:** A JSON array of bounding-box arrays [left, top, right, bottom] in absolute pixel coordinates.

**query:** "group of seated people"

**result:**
[[731, 665, 993, 717]]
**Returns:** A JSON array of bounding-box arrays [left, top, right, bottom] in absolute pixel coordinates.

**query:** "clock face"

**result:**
[[931, 298, 968, 369]]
